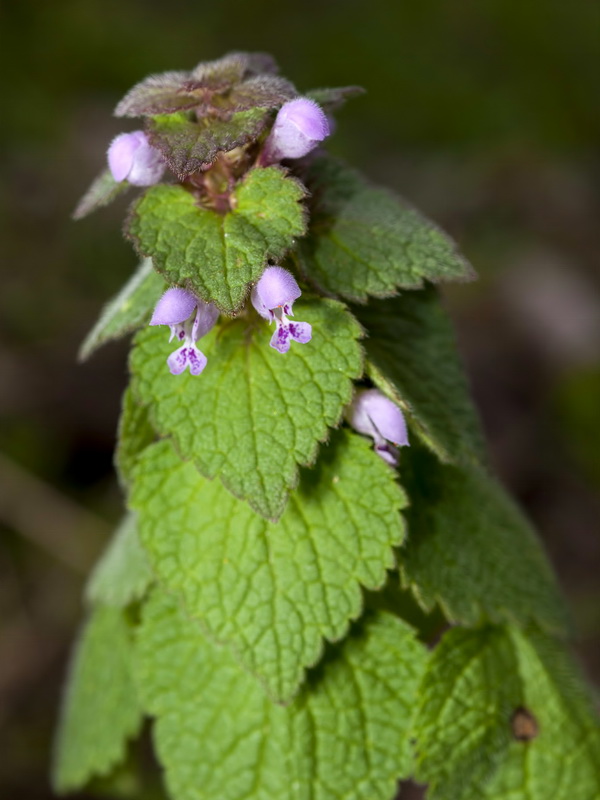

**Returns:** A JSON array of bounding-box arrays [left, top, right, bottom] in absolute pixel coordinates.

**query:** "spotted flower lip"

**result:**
[[262, 98, 330, 164], [108, 131, 165, 187], [346, 388, 409, 465], [150, 288, 219, 375], [251, 267, 312, 354]]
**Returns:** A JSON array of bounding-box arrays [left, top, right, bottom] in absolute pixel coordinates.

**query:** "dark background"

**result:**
[[1, 1, 599, 798]]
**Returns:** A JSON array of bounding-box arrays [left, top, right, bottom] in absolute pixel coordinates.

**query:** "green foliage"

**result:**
[[401, 446, 568, 634], [73, 168, 131, 221], [86, 513, 152, 608], [414, 625, 600, 800], [115, 385, 156, 487], [126, 167, 307, 313], [58, 48, 600, 800], [130, 298, 363, 520], [147, 108, 272, 178], [355, 288, 486, 466], [296, 156, 475, 302], [135, 591, 428, 800], [78, 258, 165, 361], [52, 606, 143, 793], [131, 431, 405, 701]]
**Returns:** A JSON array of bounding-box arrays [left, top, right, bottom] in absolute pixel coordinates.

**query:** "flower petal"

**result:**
[[252, 267, 302, 316], [151, 288, 197, 327], [289, 320, 312, 344], [270, 324, 291, 354]]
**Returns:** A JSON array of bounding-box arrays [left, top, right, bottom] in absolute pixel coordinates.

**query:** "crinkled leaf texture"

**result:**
[[52, 606, 143, 793], [115, 51, 287, 117], [86, 513, 152, 608], [296, 156, 475, 301], [72, 168, 131, 220], [135, 590, 428, 800], [78, 258, 165, 361], [130, 298, 363, 520], [413, 625, 600, 800], [131, 430, 405, 701], [354, 287, 486, 466], [126, 167, 307, 313], [147, 107, 272, 178], [400, 446, 568, 634], [115, 385, 156, 487]]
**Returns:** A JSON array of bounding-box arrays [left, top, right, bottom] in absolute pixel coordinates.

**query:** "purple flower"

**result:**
[[251, 267, 312, 354], [150, 288, 219, 376], [346, 389, 409, 465], [262, 98, 330, 164], [108, 131, 165, 187]]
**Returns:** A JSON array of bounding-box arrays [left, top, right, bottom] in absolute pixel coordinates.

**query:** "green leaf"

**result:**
[[400, 445, 568, 634], [131, 430, 405, 701], [414, 625, 600, 800], [126, 167, 307, 312], [115, 385, 156, 488], [147, 108, 272, 178], [130, 297, 363, 519], [72, 168, 131, 220], [413, 626, 519, 798], [354, 288, 486, 466], [296, 156, 475, 301], [78, 258, 165, 361], [52, 606, 143, 793], [135, 591, 428, 800], [86, 513, 152, 608]]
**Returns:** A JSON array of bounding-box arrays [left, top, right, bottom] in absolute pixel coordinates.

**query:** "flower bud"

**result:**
[[346, 389, 409, 465], [107, 131, 165, 186], [263, 98, 330, 163]]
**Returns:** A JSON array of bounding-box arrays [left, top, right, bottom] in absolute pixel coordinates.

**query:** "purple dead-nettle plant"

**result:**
[[108, 131, 166, 186], [150, 288, 219, 375], [261, 98, 330, 164], [347, 388, 409, 465], [251, 266, 312, 353], [57, 52, 593, 800]]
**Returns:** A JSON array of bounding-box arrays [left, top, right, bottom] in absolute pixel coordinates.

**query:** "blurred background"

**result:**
[[1, 1, 599, 797]]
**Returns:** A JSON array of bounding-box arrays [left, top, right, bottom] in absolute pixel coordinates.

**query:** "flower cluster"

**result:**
[[346, 389, 409, 465], [150, 267, 311, 375]]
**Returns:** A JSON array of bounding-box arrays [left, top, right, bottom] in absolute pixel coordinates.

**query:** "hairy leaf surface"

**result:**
[[131, 431, 405, 700], [115, 52, 284, 117], [147, 108, 272, 178], [73, 168, 131, 220], [414, 625, 600, 800], [135, 591, 427, 800], [355, 288, 486, 466], [297, 156, 474, 301], [86, 513, 152, 608], [401, 446, 568, 634], [52, 607, 143, 792], [79, 258, 165, 361], [130, 298, 363, 519], [127, 167, 307, 312]]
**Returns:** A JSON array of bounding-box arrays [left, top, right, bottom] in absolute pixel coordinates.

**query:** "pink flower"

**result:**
[[150, 288, 219, 375], [262, 98, 330, 163], [251, 267, 312, 353], [108, 131, 165, 186], [346, 389, 409, 465]]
